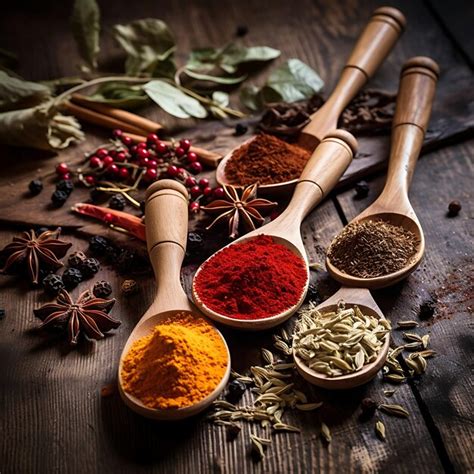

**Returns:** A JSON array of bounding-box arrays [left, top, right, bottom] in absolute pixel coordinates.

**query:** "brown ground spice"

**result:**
[[327, 219, 419, 278], [224, 133, 310, 186]]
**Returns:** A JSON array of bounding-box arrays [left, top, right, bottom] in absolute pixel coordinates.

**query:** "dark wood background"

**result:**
[[0, 1, 473, 473]]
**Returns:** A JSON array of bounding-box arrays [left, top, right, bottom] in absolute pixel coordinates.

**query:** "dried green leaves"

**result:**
[[113, 19, 176, 76], [241, 59, 324, 111], [0, 71, 51, 111], [70, 0, 100, 70]]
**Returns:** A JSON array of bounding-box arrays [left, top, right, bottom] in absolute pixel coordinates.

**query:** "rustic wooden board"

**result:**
[[0, 0, 473, 473], [335, 139, 474, 473]]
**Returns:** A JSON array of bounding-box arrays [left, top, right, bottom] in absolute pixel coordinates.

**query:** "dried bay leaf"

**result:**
[[144, 80, 207, 119], [70, 0, 100, 69], [113, 19, 175, 75], [0, 71, 51, 112], [183, 69, 247, 85], [88, 82, 149, 109], [0, 101, 84, 150]]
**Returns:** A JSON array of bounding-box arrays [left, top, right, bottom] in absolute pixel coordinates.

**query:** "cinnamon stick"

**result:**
[[63, 101, 148, 136], [71, 93, 163, 133], [123, 132, 223, 168]]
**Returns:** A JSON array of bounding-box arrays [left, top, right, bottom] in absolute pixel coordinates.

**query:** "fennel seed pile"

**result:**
[[327, 219, 419, 278], [293, 302, 390, 377]]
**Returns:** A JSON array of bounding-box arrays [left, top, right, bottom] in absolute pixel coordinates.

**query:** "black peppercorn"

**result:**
[[359, 397, 378, 421], [235, 25, 248, 37], [80, 257, 100, 278], [93, 280, 113, 298], [68, 251, 87, 268], [56, 179, 74, 195], [354, 181, 369, 199], [51, 190, 68, 206], [28, 179, 43, 196], [448, 200, 462, 217], [226, 379, 247, 403], [234, 123, 248, 136], [89, 235, 110, 255], [62, 267, 83, 288], [109, 194, 127, 211], [42, 273, 65, 295], [419, 299, 436, 320]]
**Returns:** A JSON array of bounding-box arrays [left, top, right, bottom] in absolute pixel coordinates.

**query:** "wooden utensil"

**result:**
[[296, 57, 439, 390], [193, 130, 357, 330], [118, 180, 230, 420], [294, 287, 390, 389], [327, 56, 439, 289], [216, 6, 406, 194]]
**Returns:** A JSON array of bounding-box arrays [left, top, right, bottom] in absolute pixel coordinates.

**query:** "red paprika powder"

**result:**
[[193, 235, 308, 320]]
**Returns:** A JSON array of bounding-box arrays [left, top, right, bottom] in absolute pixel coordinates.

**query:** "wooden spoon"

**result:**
[[327, 56, 439, 289], [216, 7, 406, 194], [193, 130, 358, 330], [296, 57, 439, 390], [118, 180, 231, 420], [294, 287, 390, 389]]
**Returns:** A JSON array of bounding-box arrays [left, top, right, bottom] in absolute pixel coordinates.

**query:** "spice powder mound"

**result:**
[[224, 133, 311, 186], [327, 219, 419, 278], [194, 235, 308, 320], [121, 312, 228, 410]]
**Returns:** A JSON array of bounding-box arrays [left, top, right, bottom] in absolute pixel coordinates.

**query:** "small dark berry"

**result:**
[[359, 398, 378, 421], [354, 181, 369, 199], [42, 274, 65, 295], [234, 123, 248, 136], [93, 280, 113, 298], [109, 194, 127, 211], [68, 251, 87, 268], [448, 200, 462, 217], [235, 25, 248, 37], [89, 236, 110, 255], [105, 245, 120, 261], [89, 188, 106, 203], [80, 258, 100, 278], [51, 190, 68, 206], [29, 179, 43, 196], [226, 379, 247, 403], [419, 299, 436, 320], [56, 179, 74, 195], [62, 267, 83, 288]]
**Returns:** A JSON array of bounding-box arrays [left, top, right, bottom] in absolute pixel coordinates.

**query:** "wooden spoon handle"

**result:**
[[302, 7, 406, 142], [383, 57, 439, 198], [144, 180, 190, 311], [279, 130, 357, 224]]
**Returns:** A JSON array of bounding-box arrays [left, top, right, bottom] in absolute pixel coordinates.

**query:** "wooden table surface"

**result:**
[[0, 1, 473, 473]]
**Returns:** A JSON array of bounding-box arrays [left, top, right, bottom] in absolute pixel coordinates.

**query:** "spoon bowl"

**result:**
[[118, 180, 231, 420], [294, 287, 390, 389], [194, 130, 357, 330], [215, 7, 405, 195]]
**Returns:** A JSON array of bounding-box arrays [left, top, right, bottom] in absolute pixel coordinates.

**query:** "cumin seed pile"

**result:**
[[327, 219, 419, 278]]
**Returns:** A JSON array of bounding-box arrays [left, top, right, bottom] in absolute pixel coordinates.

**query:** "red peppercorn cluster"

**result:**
[[185, 177, 225, 214]]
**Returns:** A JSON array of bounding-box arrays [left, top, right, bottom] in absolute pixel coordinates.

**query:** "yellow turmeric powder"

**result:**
[[121, 312, 228, 409]]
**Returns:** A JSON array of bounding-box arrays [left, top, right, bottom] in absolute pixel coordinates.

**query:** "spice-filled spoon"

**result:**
[[295, 58, 439, 390], [216, 6, 406, 194], [326, 57, 439, 289], [193, 130, 357, 330], [118, 180, 231, 420]]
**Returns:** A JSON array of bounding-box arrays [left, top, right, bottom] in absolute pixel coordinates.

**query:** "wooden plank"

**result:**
[[334, 139, 474, 472]]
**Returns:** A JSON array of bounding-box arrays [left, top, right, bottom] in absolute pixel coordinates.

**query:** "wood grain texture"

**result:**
[[0, 0, 473, 472]]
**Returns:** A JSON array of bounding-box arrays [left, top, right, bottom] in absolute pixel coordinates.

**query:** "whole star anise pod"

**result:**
[[34, 289, 120, 345], [202, 184, 277, 238], [0, 228, 72, 284]]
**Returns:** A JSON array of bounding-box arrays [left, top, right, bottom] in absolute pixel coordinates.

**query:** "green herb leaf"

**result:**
[[88, 82, 149, 109], [0, 101, 84, 150], [187, 43, 280, 73], [183, 69, 247, 85], [262, 58, 324, 103], [70, 0, 100, 70], [113, 19, 176, 75], [239, 85, 262, 111], [0, 71, 51, 112], [144, 80, 207, 119]]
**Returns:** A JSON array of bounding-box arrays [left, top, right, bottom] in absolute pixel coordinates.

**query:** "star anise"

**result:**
[[34, 289, 120, 345], [0, 228, 72, 284], [202, 184, 277, 238]]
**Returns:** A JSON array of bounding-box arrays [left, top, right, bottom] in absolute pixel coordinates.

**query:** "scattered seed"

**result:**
[[379, 403, 410, 418], [375, 420, 386, 441], [397, 320, 419, 329], [320, 422, 332, 443]]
